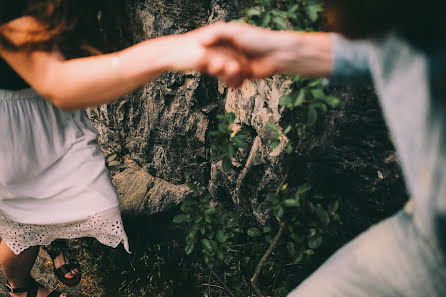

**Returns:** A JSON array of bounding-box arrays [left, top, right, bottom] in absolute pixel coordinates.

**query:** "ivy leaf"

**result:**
[[244, 8, 262, 17], [328, 201, 339, 213], [222, 158, 233, 172], [279, 94, 294, 108], [311, 89, 326, 100], [305, 1, 324, 22], [216, 230, 227, 243], [232, 132, 248, 148], [294, 252, 304, 263], [201, 239, 213, 252], [307, 106, 318, 127], [247, 227, 262, 237], [294, 89, 306, 107], [266, 123, 279, 133], [260, 12, 272, 28], [308, 236, 323, 249], [283, 199, 300, 207], [185, 242, 195, 255], [205, 208, 216, 215], [173, 214, 187, 223], [315, 205, 330, 226], [287, 241, 296, 256], [186, 182, 199, 192], [275, 206, 284, 218], [270, 139, 280, 150], [227, 218, 239, 228]]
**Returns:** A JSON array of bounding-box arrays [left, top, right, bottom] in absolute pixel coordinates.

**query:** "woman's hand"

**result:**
[[165, 28, 250, 88], [200, 22, 334, 79]]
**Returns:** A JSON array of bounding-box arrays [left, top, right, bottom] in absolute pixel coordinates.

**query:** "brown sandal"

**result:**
[[42, 241, 81, 287], [5, 279, 66, 297]]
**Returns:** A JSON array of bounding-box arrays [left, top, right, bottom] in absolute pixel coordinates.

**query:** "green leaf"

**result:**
[[324, 96, 343, 108], [260, 12, 272, 28], [232, 132, 248, 148], [279, 94, 294, 108], [263, 226, 272, 233], [218, 123, 230, 134], [205, 208, 216, 216], [328, 201, 339, 213], [227, 112, 236, 124], [311, 89, 326, 99], [307, 106, 318, 127], [311, 101, 328, 113], [247, 227, 262, 237], [272, 16, 287, 29], [201, 239, 213, 252], [308, 236, 323, 249], [216, 230, 227, 243], [294, 252, 304, 263], [283, 199, 300, 207], [275, 206, 284, 218], [308, 78, 322, 87], [266, 123, 279, 133], [305, 2, 324, 22], [222, 158, 233, 172], [270, 139, 280, 150], [185, 242, 195, 255], [243, 8, 262, 17], [194, 216, 203, 223], [297, 184, 312, 194], [227, 218, 239, 228], [308, 228, 317, 238], [187, 229, 197, 241], [173, 214, 187, 224], [315, 205, 330, 226], [305, 249, 315, 255], [294, 89, 306, 107], [285, 142, 294, 154], [287, 241, 296, 256], [186, 182, 199, 192]]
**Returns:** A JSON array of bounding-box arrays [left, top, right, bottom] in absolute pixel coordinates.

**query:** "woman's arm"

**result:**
[[0, 17, 245, 110]]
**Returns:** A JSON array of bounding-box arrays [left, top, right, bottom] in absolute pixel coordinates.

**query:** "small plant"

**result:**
[[209, 112, 248, 172]]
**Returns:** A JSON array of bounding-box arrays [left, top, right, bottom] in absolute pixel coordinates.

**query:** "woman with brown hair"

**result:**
[[0, 1, 247, 296], [204, 0, 446, 296]]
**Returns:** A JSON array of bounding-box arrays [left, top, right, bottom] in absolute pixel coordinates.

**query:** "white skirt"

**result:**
[[0, 88, 130, 255]]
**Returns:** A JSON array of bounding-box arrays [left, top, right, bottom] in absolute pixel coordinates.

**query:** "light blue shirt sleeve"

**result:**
[[330, 33, 373, 84]]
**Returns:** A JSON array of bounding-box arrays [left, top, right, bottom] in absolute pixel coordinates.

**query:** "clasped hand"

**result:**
[[182, 22, 288, 88]]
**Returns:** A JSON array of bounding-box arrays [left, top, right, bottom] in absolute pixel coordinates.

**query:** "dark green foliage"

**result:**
[[209, 112, 248, 172]]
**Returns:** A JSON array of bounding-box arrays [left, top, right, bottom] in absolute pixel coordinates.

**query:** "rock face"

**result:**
[[86, 0, 407, 228], [87, 0, 295, 222]]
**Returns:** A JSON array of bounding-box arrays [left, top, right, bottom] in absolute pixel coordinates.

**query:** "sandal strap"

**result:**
[[55, 263, 78, 276], [42, 245, 61, 260], [48, 290, 65, 297], [4, 282, 38, 297]]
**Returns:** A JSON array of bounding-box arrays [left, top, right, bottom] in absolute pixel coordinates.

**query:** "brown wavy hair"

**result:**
[[0, 0, 134, 58], [327, 0, 446, 53]]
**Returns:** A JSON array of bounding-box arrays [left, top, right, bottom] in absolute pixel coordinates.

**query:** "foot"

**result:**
[[52, 251, 79, 280]]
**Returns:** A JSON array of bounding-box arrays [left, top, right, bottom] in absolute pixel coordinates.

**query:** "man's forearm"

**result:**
[[272, 31, 333, 77]]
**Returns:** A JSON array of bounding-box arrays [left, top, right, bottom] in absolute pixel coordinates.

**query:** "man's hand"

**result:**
[[200, 22, 334, 80]]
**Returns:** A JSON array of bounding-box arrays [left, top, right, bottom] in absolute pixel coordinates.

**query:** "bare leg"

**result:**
[[0, 240, 38, 289], [0, 241, 67, 297]]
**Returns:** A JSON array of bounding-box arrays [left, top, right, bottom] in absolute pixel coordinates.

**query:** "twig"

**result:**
[[250, 219, 286, 297], [210, 268, 236, 297]]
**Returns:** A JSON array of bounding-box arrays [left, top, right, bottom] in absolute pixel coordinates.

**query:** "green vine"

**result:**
[[174, 1, 343, 296]]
